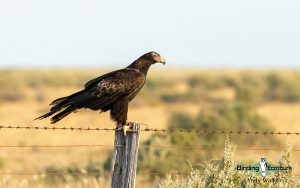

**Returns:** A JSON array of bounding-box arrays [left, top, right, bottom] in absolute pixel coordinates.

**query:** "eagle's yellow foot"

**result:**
[[122, 124, 131, 136], [115, 123, 133, 136]]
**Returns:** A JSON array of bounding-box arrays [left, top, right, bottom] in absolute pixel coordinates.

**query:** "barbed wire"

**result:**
[[0, 125, 124, 132], [1, 125, 299, 179], [143, 128, 300, 136], [0, 125, 300, 136]]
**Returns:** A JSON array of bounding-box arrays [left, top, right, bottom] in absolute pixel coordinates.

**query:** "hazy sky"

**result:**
[[0, 0, 299, 68]]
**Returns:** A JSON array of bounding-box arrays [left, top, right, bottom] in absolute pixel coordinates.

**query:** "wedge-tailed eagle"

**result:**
[[35, 51, 166, 129]]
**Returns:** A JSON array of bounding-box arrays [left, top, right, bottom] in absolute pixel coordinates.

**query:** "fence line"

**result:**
[[0, 144, 298, 152], [1, 123, 300, 183], [0, 125, 120, 132], [0, 125, 299, 136]]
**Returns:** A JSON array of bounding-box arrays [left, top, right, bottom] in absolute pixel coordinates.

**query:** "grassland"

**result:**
[[0, 69, 300, 187]]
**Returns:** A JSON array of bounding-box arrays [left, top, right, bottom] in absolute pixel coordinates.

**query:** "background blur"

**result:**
[[0, 0, 300, 187], [1, 0, 300, 68]]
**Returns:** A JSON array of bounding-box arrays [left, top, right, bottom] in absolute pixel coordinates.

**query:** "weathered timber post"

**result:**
[[111, 122, 140, 188]]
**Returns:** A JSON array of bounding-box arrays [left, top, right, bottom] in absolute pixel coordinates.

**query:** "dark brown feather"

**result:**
[[35, 51, 164, 125]]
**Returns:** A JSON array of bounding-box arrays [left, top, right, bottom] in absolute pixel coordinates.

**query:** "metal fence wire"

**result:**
[[1, 124, 300, 136], [0, 124, 299, 177]]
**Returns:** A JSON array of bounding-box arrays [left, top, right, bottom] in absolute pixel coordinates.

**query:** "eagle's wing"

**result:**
[[80, 68, 146, 110], [35, 68, 145, 124], [84, 70, 120, 88]]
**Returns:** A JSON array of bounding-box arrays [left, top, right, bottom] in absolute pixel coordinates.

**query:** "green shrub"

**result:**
[[160, 92, 198, 103], [265, 73, 300, 103], [234, 74, 266, 104], [103, 153, 113, 172], [0, 157, 4, 169], [187, 75, 236, 89], [86, 161, 102, 178], [44, 166, 67, 183], [44, 162, 102, 184], [138, 102, 279, 175], [159, 140, 299, 188], [145, 78, 170, 89]]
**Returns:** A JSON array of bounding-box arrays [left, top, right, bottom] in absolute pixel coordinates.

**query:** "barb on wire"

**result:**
[[0, 125, 133, 132], [0, 124, 300, 136], [142, 128, 300, 136]]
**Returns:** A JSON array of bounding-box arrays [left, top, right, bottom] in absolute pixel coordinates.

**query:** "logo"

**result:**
[[259, 158, 267, 176], [236, 157, 292, 176]]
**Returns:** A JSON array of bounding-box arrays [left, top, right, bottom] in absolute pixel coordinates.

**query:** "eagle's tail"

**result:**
[[50, 105, 77, 124], [35, 90, 84, 123], [34, 110, 57, 121]]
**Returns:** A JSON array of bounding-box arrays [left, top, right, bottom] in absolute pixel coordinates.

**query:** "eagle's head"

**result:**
[[142, 51, 166, 65], [128, 51, 166, 74]]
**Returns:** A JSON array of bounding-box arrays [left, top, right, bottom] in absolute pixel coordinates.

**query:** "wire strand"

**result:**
[[0, 125, 299, 136]]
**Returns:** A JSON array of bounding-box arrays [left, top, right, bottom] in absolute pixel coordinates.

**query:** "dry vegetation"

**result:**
[[0, 69, 300, 187], [159, 139, 299, 188]]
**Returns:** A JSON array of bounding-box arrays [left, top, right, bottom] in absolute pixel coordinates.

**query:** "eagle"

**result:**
[[35, 51, 166, 132]]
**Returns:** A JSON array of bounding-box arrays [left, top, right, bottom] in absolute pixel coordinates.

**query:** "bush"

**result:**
[[145, 78, 170, 89], [160, 92, 198, 103], [159, 140, 299, 188], [44, 166, 68, 183], [86, 161, 102, 178], [187, 75, 236, 89], [0, 71, 25, 102], [234, 72, 300, 104], [138, 102, 279, 175], [44, 162, 103, 184], [0, 157, 4, 169], [264, 73, 300, 103], [0, 87, 25, 102], [234, 74, 266, 104]]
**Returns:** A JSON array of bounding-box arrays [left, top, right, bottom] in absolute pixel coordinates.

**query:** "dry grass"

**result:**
[[0, 69, 300, 187]]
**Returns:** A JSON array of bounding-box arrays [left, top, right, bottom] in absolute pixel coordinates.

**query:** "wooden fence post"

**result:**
[[111, 122, 140, 188]]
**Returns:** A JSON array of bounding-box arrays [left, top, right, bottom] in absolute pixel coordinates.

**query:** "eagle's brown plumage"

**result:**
[[35, 51, 166, 126]]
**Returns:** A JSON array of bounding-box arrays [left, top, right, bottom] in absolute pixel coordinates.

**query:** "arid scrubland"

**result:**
[[0, 69, 300, 187]]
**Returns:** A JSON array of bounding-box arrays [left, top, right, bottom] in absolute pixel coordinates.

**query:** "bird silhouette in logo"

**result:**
[[259, 158, 267, 176]]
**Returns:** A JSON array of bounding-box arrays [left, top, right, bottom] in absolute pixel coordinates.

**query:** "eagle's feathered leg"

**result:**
[[110, 99, 131, 136]]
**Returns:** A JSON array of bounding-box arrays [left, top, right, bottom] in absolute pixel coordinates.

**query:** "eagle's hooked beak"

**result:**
[[160, 57, 166, 65]]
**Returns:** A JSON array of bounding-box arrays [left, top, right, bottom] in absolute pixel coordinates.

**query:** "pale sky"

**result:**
[[0, 0, 299, 68]]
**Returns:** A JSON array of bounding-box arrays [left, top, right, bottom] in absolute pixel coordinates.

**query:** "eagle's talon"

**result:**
[[122, 124, 132, 136]]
